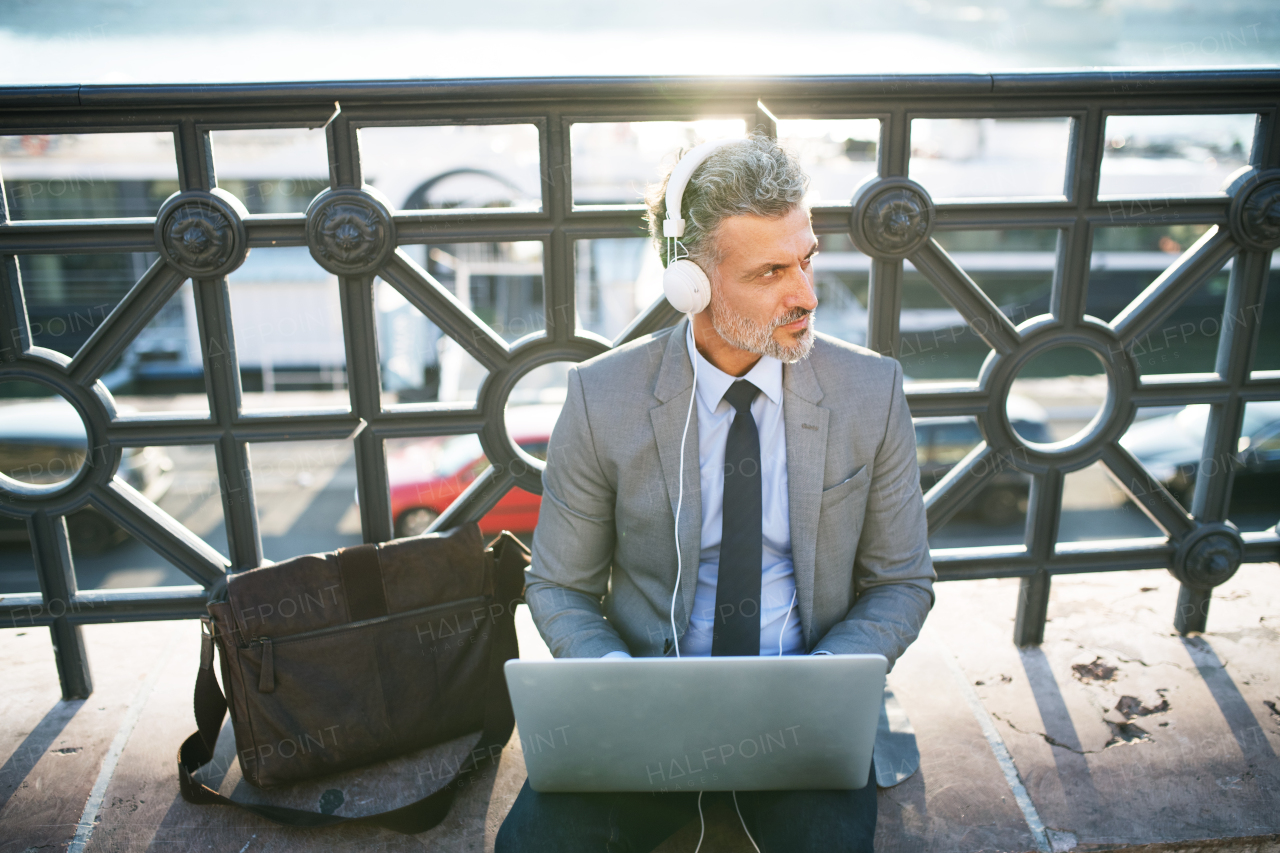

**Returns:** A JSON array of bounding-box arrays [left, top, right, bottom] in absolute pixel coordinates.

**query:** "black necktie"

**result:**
[[712, 379, 763, 656]]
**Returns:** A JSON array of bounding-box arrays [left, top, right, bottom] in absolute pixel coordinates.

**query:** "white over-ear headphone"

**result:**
[[661, 138, 738, 314]]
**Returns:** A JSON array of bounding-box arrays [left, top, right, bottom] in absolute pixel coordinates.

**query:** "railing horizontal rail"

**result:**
[[4, 69, 1280, 110]]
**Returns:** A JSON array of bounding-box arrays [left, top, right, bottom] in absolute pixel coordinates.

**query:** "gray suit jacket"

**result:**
[[524, 319, 935, 785]]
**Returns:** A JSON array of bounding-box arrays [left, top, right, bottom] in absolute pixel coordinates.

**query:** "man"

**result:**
[[496, 134, 934, 852]]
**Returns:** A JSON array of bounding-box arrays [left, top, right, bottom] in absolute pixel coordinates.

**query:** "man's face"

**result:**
[[705, 205, 819, 364]]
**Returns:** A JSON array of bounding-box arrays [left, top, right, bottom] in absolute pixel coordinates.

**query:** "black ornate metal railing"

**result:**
[[1, 72, 1277, 699]]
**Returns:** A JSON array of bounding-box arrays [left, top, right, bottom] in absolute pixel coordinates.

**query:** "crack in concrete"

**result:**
[[991, 712, 1099, 755], [1111, 653, 1190, 672], [992, 711, 1157, 755]]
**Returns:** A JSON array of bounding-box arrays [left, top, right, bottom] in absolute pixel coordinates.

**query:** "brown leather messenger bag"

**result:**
[[177, 523, 528, 834]]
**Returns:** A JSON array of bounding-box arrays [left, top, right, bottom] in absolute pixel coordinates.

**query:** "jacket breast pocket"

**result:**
[[820, 464, 870, 507]]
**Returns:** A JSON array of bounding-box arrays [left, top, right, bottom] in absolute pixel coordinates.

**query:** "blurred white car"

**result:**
[[1120, 402, 1280, 509], [0, 399, 172, 553]]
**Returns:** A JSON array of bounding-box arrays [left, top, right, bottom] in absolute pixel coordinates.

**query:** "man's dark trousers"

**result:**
[[494, 761, 877, 853]]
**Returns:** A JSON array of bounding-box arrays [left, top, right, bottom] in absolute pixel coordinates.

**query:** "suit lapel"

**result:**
[[650, 319, 702, 631], [783, 356, 828, 648], [648, 323, 832, 646]]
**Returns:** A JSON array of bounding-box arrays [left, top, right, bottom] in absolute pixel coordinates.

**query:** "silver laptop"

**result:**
[[504, 654, 886, 793]]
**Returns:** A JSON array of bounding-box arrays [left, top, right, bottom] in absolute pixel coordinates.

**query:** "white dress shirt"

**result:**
[[604, 326, 806, 658]]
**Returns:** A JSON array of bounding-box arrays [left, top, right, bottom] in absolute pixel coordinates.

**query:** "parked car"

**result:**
[[0, 400, 173, 554], [914, 396, 1052, 526], [388, 404, 560, 537], [1120, 401, 1280, 510]]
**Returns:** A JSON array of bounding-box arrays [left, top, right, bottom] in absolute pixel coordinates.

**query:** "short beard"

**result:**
[[708, 288, 815, 364]]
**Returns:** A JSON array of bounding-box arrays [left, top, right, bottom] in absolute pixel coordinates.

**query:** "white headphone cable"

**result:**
[[668, 313, 698, 659], [692, 790, 706, 853], [691, 783, 757, 850], [778, 588, 797, 657], [675, 306, 773, 853], [733, 791, 763, 853]]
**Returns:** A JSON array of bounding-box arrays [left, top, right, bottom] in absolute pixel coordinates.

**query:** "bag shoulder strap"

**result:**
[[177, 531, 527, 835]]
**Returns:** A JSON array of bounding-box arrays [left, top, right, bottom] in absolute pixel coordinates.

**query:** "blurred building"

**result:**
[[2, 112, 1274, 405]]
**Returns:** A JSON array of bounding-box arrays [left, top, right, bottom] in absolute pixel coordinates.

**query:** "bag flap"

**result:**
[[227, 554, 344, 643], [226, 522, 486, 642], [378, 522, 486, 610]]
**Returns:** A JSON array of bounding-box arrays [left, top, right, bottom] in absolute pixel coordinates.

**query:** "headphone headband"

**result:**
[[662, 138, 739, 238]]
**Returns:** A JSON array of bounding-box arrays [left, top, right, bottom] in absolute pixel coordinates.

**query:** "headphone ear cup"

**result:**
[[662, 259, 711, 314]]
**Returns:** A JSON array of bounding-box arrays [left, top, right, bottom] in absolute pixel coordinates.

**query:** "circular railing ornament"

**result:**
[[1226, 167, 1280, 253], [475, 338, 610, 495], [849, 176, 936, 260], [154, 189, 250, 278], [1171, 522, 1244, 589], [975, 316, 1136, 474], [306, 186, 397, 276], [0, 357, 117, 510]]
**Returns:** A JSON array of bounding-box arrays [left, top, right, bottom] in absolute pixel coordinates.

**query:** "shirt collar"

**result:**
[[684, 324, 783, 410]]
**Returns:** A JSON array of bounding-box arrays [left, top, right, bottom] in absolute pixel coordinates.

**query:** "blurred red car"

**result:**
[[388, 404, 561, 537]]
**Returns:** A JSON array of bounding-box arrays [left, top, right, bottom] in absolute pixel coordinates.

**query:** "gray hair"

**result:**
[[645, 133, 809, 271]]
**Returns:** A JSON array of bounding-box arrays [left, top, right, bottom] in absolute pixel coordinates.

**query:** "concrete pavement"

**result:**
[[1, 563, 1276, 852]]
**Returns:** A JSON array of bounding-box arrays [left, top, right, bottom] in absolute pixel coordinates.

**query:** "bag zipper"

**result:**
[[245, 593, 490, 650], [258, 638, 274, 693], [245, 594, 490, 693]]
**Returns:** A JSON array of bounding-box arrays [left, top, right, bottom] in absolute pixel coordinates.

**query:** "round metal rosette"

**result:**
[[849, 176, 936, 260], [0, 356, 118, 512], [1226, 167, 1280, 253], [154, 188, 250, 278], [305, 186, 397, 276], [1170, 522, 1244, 589], [976, 316, 1136, 474]]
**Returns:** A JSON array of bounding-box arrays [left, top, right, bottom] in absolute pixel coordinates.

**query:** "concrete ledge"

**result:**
[[1, 564, 1277, 852]]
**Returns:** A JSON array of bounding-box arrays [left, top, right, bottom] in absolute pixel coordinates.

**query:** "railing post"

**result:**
[[867, 259, 902, 359], [30, 511, 93, 700], [2, 164, 92, 696], [194, 275, 263, 571], [339, 275, 394, 543], [1015, 572, 1052, 647], [0, 162, 30, 362], [544, 111, 575, 345], [866, 109, 908, 359], [1017, 468, 1064, 646], [175, 123, 263, 571], [1174, 585, 1213, 634], [1055, 107, 1102, 332], [1176, 244, 1270, 633]]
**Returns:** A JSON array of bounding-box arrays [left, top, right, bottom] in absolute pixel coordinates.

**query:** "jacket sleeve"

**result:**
[[811, 358, 935, 668], [523, 366, 631, 658]]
